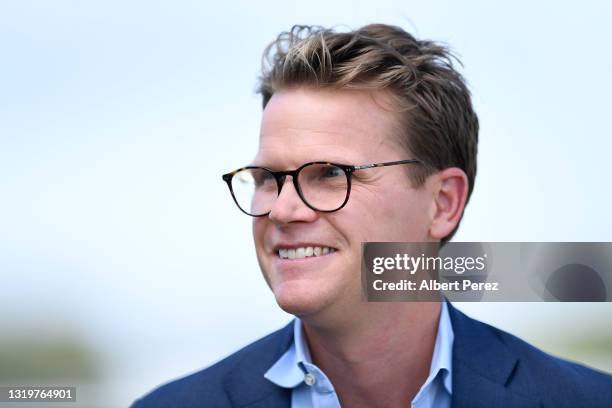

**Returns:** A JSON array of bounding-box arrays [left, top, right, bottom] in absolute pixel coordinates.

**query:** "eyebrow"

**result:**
[[249, 158, 355, 169]]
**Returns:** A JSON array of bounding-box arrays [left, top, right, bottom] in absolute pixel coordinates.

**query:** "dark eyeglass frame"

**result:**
[[221, 159, 422, 217]]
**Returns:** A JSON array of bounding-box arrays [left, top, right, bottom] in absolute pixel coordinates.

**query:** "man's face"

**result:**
[[252, 88, 437, 320]]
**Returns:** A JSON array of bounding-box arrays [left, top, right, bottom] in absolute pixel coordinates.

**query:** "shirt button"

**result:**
[[304, 373, 316, 386]]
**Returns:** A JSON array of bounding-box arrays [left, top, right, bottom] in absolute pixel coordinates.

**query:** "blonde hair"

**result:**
[[258, 24, 479, 242]]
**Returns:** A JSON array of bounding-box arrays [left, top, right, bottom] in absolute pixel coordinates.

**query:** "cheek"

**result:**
[[252, 219, 268, 253], [252, 219, 274, 286], [382, 192, 432, 240], [343, 187, 431, 241]]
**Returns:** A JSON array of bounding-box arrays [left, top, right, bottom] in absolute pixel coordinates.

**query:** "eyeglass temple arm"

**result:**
[[353, 159, 420, 171]]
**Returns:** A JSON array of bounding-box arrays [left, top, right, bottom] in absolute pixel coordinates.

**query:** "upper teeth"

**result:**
[[278, 246, 336, 259]]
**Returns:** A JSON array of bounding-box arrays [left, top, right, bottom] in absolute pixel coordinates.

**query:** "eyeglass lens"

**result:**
[[230, 163, 349, 215]]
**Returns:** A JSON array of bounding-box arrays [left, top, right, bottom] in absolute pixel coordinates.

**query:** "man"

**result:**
[[133, 24, 612, 407]]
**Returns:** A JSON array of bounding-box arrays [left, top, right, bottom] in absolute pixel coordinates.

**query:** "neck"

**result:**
[[301, 302, 441, 407]]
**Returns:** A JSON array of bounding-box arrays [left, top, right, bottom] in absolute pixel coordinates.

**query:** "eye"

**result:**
[[252, 169, 275, 187], [236, 168, 274, 188], [321, 166, 343, 178]]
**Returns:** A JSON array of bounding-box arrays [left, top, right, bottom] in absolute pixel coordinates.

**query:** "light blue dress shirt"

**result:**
[[265, 301, 454, 408]]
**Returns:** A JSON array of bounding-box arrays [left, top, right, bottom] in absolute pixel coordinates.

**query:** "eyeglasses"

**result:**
[[222, 159, 422, 217]]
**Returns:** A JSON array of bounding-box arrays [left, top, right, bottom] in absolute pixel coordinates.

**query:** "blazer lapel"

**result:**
[[447, 303, 541, 408], [223, 322, 294, 408]]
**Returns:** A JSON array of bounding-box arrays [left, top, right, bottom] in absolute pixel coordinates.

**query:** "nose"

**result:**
[[268, 176, 317, 224]]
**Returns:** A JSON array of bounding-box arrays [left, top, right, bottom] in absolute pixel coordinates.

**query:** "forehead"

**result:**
[[255, 88, 403, 167]]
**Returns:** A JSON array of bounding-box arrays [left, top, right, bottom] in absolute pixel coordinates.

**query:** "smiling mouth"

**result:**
[[277, 246, 337, 260]]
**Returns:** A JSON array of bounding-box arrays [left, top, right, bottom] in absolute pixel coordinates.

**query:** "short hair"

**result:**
[[257, 24, 479, 243]]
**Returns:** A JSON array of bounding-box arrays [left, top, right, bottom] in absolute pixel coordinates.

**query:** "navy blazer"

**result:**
[[132, 303, 612, 407]]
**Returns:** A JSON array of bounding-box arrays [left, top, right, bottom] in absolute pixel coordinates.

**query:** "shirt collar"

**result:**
[[421, 300, 454, 394], [263, 328, 304, 388], [265, 301, 454, 395]]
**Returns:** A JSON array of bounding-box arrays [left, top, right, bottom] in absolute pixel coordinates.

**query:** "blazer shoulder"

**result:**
[[448, 303, 612, 407], [481, 318, 612, 404], [131, 323, 293, 408]]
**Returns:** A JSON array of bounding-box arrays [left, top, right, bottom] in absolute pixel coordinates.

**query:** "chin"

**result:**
[[272, 282, 329, 317]]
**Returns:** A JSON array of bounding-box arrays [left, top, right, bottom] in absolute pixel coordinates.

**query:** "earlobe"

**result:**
[[428, 168, 469, 240]]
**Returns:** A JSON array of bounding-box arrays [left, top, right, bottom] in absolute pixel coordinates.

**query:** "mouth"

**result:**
[[274, 245, 338, 260]]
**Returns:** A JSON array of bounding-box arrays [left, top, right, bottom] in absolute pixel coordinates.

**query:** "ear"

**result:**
[[428, 167, 469, 240]]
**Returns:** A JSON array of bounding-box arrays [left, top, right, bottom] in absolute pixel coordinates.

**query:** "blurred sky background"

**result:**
[[1, 0, 611, 407]]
